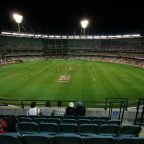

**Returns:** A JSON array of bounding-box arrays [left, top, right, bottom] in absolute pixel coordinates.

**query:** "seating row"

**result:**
[[18, 115, 110, 120], [0, 133, 144, 144], [17, 117, 120, 125], [17, 122, 141, 137]]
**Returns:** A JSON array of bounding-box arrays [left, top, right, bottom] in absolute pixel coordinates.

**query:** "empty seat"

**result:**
[[17, 117, 33, 123], [77, 119, 91, 125], [79, 124, 99, 136], [54, 134, 82, 144], [0, 133, 21, 144], [99, 124, 119, 137], [118, 125, 142, 137], [62, 119, 77, 124], [17, 122, 40, 134], [33, 118, 47, 124], [48, 118, 61, 125], [135, 118, 144, 125], [59, 124, 78, 134], [92, 119, 106, 126], [117, 137, 144, 144], [22, 133, 52, 144], [84, 135, 115, 144], [39, 123, 59, 135]]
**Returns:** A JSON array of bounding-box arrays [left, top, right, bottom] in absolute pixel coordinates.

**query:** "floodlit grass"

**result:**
[[0, 60, 144, 105]]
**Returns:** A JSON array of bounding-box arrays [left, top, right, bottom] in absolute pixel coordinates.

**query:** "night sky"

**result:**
[[0, 0, 144, 35]]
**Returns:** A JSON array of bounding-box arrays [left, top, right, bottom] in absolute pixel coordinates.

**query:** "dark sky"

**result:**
[[0, 0, 144, 35]]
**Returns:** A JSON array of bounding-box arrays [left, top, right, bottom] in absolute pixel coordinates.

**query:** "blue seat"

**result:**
[[17, 122, 40, 134], [39, 123, 59, 135], [77, 119, 91, 125], [79, 124, 99, 136], [59, 124, 78, 134], [22, 133, 52, 144], [54, 134, 82, 144], [62, 119, 77, 124], [0, 133, 21, 144], [117, 137, 144, 144], [117, 125, 142, 137], [135, 118, 144, 125], [99, 124, 119, 137], [17, 117, 33, 123], [48, 118, 62, 125], [33, 118, 47, 124], [92, 119, 106, 126], [84, 135, 115, 144]]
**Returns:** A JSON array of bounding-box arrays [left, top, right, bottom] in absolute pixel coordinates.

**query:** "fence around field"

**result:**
[[0, 97, 140, 108]]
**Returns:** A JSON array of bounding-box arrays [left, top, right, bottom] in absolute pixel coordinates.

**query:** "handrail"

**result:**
[[134, 98, 144, 128], [108, 101, 126, 124], [105, 98, 128, 111]]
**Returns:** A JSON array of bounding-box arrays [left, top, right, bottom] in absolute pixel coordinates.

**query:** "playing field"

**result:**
[[0, 60, 144, 103]]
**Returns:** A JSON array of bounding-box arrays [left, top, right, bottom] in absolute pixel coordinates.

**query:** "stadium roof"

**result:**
[[0, 0, 144, 35], [1, 32, 141, 39]]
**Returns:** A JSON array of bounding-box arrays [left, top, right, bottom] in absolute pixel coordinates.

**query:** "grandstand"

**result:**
[[0, 32, 143, 59]]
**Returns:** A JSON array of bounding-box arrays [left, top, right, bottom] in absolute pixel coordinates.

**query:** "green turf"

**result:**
[[0, 60, 144, 104]]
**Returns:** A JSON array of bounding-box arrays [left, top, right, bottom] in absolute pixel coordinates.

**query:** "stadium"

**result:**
[[0, 2, 144, 143], [0, 32, 144, 105]]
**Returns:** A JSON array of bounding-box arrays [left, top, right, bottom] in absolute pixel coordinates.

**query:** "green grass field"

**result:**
[[0, 60, 144, 105]]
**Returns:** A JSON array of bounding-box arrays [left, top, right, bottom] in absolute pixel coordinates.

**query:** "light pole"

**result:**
[[13, 13, 23, 33], [80, 19, 89, 36]]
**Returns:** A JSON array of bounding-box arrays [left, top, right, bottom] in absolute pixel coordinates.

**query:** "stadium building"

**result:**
[[0, 31, 144, 141]]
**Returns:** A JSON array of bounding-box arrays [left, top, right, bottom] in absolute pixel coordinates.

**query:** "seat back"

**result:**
[[117, 137, 144, 144], [92, 119, 106, 126], [118, 125, 141, 137], [33, 118, 47, 124], [59, 124, 78, 134], [18, 122, 40, 133], [48, 118, 61, 125], [17, 117, 33, 123], [0, 133, 21, 144], [79, 124, 99, 135], [84, 135, 115, 144], [39, 123, 58, 134], [77, 119, 91, 125], [62, 119, 77, 124], [22, 133, 52, 144], [99, 124, 119, 136], [54, 134, 82, 144]]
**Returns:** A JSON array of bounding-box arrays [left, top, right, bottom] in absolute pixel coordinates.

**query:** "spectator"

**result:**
[[53, 101, 65, 116], [65, 102, 75, 116], [41, 101, 53, 116], [0, 118, 7, 133], [75, 101, 86, 116], [27, 101, 40, 116]]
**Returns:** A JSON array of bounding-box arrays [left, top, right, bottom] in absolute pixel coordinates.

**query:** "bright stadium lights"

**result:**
[[80, 19, 89, 36], [13, 13, 23, 33]]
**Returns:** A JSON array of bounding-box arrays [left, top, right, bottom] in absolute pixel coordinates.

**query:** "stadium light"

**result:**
[[13, 13, 23, 33], [80, 19, 89, 35]]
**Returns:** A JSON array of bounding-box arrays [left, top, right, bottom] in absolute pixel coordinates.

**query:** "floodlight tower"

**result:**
[[80, 19, 89, 36], [13, 13, 23, 33]]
